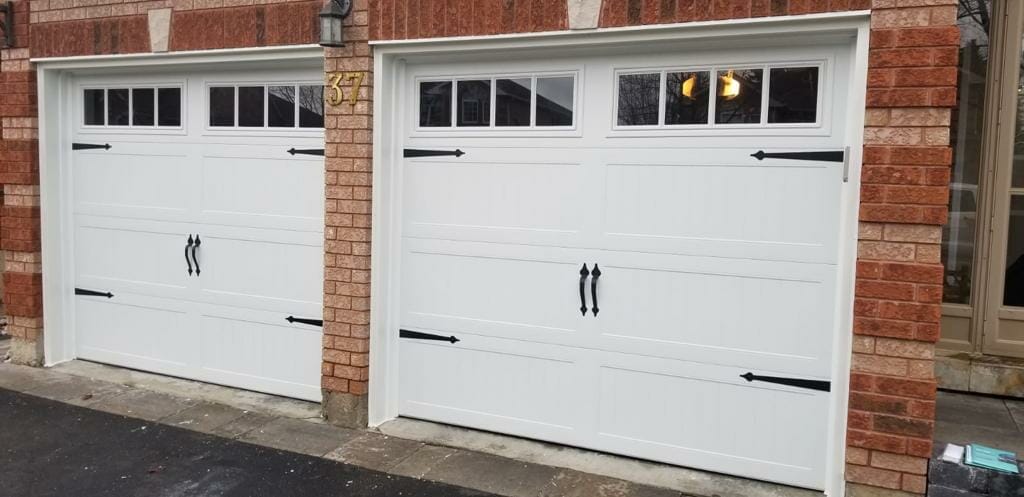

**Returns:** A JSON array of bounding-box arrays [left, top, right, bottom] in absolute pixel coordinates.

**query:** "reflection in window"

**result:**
[[84, 89, 105, 125], [158, 88, 181, 127], [299, 85, 324, 128], [536, 77, 574, 126], [665, 72, 709, 125], [420, 81, 452, 127], [618, 73, 660, 126], [458, 80, 491, 127], [269, 86, 296, 127], [715, 69, 762, 124], [132, 88, 155, 126], [942, 0, 990, 304], [1005, 196, 1024, 307], [108, 88, 130, 126], [238, 86, 265, 127], [495, 78, 531, 127], [209, 86, 235, 127], [768, 67, 818, 123]]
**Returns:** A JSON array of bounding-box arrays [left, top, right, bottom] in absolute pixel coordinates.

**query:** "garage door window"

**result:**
[[83, 86, 182, 128], [615, 64, 821, 128], [208, 84, 324, 129], [418, 74, 576, 129]]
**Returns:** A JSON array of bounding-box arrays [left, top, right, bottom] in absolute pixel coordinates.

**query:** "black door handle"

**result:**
[[191, 235, 201, 276], [578, 264, 589, 316], [591, 264, 601, 316], [185, 235, 194, 275]]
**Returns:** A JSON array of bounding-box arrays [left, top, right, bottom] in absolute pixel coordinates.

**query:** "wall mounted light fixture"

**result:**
[[0, 1, 14, 49], [319, 0, 352, 48]]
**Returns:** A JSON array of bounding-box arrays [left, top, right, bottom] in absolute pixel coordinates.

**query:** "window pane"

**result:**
[[209, 87, 235, 127], [1005, 196, 1024, 307], [108, 88, 130, 126], [536, 76, 574, 126], [84, 89, 105, 125], [299, 85, 324, 128], [269, 85, 296, 127], [132, 88, 155, 126], [665, 71, 709, 125], [715, 69, 762, 124], [420, 81, 452, 127], [238, 86, 265, 127], [495, 78, 531, 127], [457, 80, 491, 127], [942, 1, 990, 304], [768, 67, 818, 123], [617, 73, 659, 126], [158, 88, 181, 127]]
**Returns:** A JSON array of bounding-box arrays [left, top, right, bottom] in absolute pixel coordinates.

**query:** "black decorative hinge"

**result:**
[[288, 148, 325, 156], [750, 150, 844, 163], [286, 316, 323, 327], [75, 288, 113, 298], [72, 143, 111, 151], [400, 329, 460, 344], [404, 149, 465, 158], [740, 372, 831, 392]]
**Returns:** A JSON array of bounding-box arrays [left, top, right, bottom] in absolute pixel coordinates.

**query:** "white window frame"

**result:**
[[78, 83, 186, 134], [203, 81, 326, 132]]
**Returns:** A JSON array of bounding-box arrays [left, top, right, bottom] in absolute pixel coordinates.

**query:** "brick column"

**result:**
[[320, 0, 372, 428], [845, 3, 958, 496]]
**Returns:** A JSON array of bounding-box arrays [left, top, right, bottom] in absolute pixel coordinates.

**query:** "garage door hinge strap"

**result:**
[[399, 329, 460, 344], [740, 372, 830, 392], [404, 149, 465, 158], [750, 150, 844, 163], [288, 148, 325, 156], [75, 288, 113, 298], [286, 316, 323, 327], [72, 143, 111, 151]]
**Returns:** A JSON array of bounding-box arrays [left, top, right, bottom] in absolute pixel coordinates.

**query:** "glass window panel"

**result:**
[[209, 86, 235, 127], [536, 76, 574, 126], [420, 81, 452, 127], [1005, 196, 1024, 307], [238, 86, 265, 127], [131, 88, 155, 126], [457, 80, 491, 127], [715, 69, 762, 124], [495, 78, 531, 127], [269, 85, 296, 127], [665, 71, 710, 125], [299, 85, 324, 128], [107, 88, 130, 126], [617, 73, 660, 126], [158, 88, 181, 127], [768, 67, 819, 123], [942, 0, 990, 304], [84, 89, 104, 125]]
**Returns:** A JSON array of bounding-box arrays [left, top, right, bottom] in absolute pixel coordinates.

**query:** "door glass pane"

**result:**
[[107, 88, 130, 126], [715, 69, 762, 124], [269, 86, 296, 127], [617, 73, 660, 126], [84, 89, 105, 125], [209, 86, 235, 127], [665, 71, 710, 125], [238, 86, 265, 127], [1005, 195, 1024, 306], [942, 0, 990, 304], [767, 67, 818, 123], [157, 88, 181, 127], [457, 80, 491, 127], [132, 88, 154, 126], [299, 85, 324, 128], [419, 81, 452, 127], [536, 76, 574, 126], [495, 78, 531, 127]]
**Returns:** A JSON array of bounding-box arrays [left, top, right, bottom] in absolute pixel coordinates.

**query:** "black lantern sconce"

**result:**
[[319, 0, 352, 48], [0, 1, 14, 48]]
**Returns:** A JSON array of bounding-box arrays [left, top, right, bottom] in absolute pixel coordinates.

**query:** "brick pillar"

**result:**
[[320, 0, 372, 428], [0, 0, 43, 366], [846, 4, 958, 496]]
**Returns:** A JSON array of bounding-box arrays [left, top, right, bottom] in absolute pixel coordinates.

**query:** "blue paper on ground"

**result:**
[[965, 444, 1019, 474]]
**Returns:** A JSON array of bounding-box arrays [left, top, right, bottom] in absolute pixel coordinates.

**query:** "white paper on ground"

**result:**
[[943, 443, 965, 463]]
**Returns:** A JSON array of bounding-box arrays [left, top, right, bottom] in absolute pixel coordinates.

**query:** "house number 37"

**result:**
[[326, 71, 365, 106]]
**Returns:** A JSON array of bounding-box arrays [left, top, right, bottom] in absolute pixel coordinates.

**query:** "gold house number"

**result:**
[[327, 71, 365, 106]]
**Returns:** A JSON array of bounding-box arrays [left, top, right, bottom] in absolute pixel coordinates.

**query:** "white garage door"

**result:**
[[70, 68, 325, 401], [397, 43, 853, 489]]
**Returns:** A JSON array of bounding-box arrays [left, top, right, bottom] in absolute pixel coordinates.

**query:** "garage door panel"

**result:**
[[602, 159, 840, 263], [73, 146, 192, 221], [592, 258, 835, 376], [403, 158, 586, 245], [75, 222, 193, 298]]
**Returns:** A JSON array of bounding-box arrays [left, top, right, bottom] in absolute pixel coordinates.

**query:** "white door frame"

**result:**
[[368, 12, 870, 497], [33, 45, 325, 368]]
